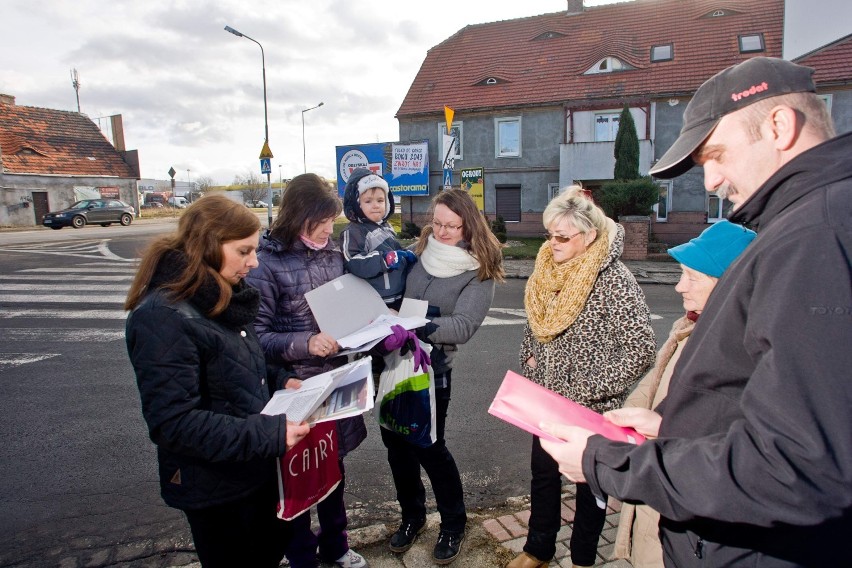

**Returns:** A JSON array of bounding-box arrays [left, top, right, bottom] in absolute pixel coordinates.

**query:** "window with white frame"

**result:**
[[496, 117, 521, 157], [654, 180, 672, 222], [440, 122, 463, 162], [584, 56, 634, 75], [595, 113, 621, 142], [819, 93, 833, 115], [707, 194, 733, 222], [548, 183, 561, 201]]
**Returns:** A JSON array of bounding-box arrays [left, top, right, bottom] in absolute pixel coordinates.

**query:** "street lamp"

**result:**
[[186, 169, 191, 202], [301, 102, 324, 173], [224, 24, 273, 227]]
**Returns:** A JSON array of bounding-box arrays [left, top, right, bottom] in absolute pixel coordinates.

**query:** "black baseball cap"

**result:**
[[650, 57, 816, 179]]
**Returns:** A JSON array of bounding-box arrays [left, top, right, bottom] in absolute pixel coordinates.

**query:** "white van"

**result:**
[[168, 196, 189, 209]]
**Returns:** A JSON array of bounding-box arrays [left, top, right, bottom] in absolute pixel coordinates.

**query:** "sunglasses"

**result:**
[[543, 232, 583, 244]]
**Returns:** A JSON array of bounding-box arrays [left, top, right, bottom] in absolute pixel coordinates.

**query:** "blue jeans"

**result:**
[[380, 372, 467, 533], [284, 459, 349, 568]]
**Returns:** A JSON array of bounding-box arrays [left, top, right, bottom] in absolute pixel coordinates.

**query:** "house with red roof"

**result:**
[[0, 94, 140, 227], [396, 0, 850, 246]]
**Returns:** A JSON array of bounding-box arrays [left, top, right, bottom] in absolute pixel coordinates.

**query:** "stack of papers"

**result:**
[[262, 357, 374, 424], [305, 274, 429, 354]]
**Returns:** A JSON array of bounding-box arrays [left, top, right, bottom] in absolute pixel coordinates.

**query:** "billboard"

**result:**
[[335, 141, 429, 197], [460, 167, 484, 212]]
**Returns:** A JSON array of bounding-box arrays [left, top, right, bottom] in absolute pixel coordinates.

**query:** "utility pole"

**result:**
[[71, 69, 81, 113]]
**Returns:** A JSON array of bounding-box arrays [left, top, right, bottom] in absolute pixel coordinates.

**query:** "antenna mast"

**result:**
[[71, 69, 81, 112]]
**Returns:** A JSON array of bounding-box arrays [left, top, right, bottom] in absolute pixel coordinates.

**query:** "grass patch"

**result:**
[[502, 238, 545, 259]]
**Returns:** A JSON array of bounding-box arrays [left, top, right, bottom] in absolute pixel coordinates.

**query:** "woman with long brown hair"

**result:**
[[245, 173, 368, 568], [125, 195, 309, 568], [383, 189, 504, 565]]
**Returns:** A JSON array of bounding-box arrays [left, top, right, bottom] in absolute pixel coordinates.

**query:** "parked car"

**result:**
[[42, 199, 135, 229], [168, 196, 189, 208], [142, 202, 164, 209], [245, 200, 268, 208]]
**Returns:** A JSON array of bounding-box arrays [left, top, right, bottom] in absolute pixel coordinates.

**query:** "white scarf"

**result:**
[[419, 235, 480, 278]]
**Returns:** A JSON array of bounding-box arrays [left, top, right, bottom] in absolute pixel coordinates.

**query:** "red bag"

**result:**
[[276, 421, 342, 520]]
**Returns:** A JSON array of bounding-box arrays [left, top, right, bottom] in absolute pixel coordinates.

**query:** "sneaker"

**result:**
[[388, 518, 427, 553], [432, 529, 465, 565], [335, 549, 368, 568]]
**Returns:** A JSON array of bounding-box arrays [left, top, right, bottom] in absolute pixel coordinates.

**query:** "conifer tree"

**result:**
[[613, 105, 640, 180]]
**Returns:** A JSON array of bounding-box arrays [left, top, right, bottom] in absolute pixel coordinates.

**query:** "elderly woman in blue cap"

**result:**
[[607, 219, 756, 568]]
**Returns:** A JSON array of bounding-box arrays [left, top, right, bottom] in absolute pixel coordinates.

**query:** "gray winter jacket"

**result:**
[[404, 257, 495, 377]]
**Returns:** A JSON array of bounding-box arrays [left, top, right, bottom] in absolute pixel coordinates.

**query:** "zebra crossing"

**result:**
[[0, 240, 135, 370]]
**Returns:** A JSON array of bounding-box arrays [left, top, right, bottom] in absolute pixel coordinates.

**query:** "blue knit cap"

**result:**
[[668, 220, 756, 278]]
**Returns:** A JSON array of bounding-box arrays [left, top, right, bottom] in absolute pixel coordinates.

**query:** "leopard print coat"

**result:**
[[519, 223, 656, 413]]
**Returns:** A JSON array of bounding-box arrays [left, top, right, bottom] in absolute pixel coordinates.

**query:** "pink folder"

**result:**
[[488, 370, 645, 445]]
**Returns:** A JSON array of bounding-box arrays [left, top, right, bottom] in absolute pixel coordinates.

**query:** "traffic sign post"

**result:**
[[259, 143, 274, 227]]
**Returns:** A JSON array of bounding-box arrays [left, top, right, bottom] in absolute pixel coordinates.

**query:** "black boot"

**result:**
[[388, 518, 426, 553], [433, 529, 466, 565]]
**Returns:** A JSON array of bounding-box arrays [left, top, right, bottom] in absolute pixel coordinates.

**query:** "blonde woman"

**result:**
[[508, 187, 656, 568]]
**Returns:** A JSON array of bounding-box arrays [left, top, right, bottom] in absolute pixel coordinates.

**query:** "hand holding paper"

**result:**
[[539, 423, 594, 482], [604, 408, 661, 438]]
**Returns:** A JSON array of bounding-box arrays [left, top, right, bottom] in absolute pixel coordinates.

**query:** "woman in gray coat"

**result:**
[[383, 189, 504, 565]]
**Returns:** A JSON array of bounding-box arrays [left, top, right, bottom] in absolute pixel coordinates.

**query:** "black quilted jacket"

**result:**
[[126, 289, 287, 511]]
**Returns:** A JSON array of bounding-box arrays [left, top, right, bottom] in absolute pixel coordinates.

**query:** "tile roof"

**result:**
[[0, 101, 136, 177], [397, 0, 783, 118], [794, 34, 852, 85]]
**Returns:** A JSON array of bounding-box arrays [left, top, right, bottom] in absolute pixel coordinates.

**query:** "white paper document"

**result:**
[[261, 357, 374, 424], [305, 274, 429, 354]]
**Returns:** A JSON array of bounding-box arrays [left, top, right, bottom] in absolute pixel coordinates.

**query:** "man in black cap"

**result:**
[[537, 57, 852, 566]]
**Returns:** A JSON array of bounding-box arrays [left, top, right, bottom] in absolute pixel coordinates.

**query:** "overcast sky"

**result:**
[[2, 0, 848, 186]]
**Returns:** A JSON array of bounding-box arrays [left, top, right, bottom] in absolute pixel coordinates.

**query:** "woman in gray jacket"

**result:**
[[383, 189, 504, 565]]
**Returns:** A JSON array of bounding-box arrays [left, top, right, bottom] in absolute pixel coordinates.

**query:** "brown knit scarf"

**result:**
[[524, 229, 609, 343]]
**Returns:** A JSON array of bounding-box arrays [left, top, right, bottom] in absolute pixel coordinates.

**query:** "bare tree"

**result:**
[[233, 171, 267, 204], [193, 175, 216, 201]]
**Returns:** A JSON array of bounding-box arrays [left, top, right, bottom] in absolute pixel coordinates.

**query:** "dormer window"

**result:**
[[475, 76, 507, 86], [699, 8, 741, 18], [533, 31, 565, 41], [739, 33, 765, 53], [584, 56, 635, 75], [712, 9, 725, 16], [651, 44, 673, 62]]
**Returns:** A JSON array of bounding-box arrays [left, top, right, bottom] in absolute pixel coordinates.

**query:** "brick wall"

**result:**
[[652, 211, 708, 246], [619, 216, 650, 260]]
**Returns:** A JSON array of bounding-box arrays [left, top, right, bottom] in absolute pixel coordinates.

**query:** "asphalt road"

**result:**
[[0, 222, 681, 566]]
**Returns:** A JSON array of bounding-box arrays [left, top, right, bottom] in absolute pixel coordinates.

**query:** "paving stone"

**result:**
[[483, 518, 512, 542]]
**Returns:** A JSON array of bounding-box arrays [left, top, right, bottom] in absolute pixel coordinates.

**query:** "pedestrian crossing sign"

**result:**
[[260, 158, 271, 175]]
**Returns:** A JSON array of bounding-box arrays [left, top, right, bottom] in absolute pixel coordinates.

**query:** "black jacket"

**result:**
[[583, 132, 852, 566], [126, 287, 287, 511]]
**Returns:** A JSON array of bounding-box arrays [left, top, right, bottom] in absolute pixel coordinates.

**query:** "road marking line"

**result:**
[[0, 294, 127, 303], [0, 284, 130, 292], [0, 275, 134, 281], [0, 309, 127, 319], [0, 353, 59, 371], [2, 329, 124, 342], [18, 268, 137, 273]]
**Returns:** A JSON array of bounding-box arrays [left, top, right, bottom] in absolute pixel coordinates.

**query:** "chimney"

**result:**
[[110, 114, 126, 152], [0, 94, 15, 105], [567, 0, 583, 15]]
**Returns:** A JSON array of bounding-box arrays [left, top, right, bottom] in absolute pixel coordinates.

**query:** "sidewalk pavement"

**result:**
[[171, 484, 632, 568], [503, 258, 680, 285]]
